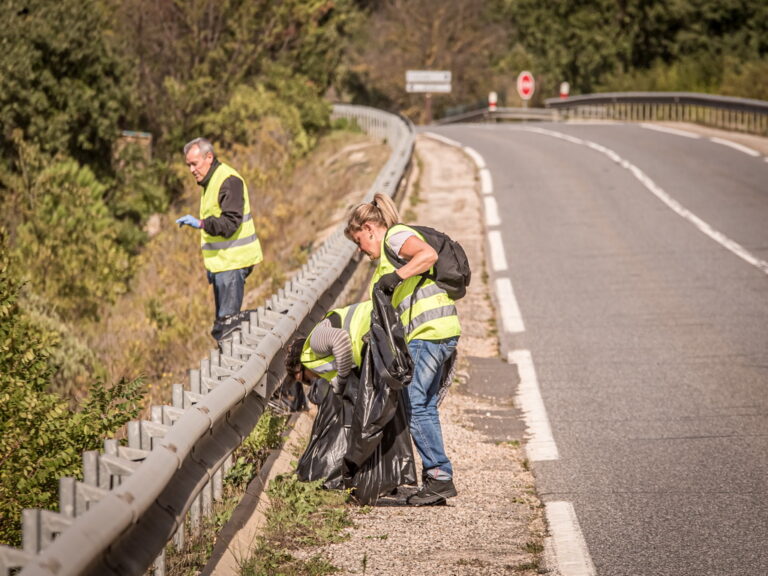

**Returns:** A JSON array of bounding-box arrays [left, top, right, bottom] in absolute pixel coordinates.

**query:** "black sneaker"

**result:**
[[406, 476, 457, 506]]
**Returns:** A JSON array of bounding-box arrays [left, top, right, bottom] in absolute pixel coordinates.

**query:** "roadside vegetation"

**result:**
[[238, 475, 352, 576], [342, 0, 768, 121], [2, 0, 764, 549]]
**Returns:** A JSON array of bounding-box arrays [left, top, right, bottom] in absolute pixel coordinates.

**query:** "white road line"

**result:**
[[639, 123, 701, 139], [709, 136, 761, 157], [422, 131, 461, 148], [525, 125, 585, 145], [487, 230, 508, 272], [479, 168, 493, 195], [545, 501, 596, 576], [510, 349, 558, 461], [484, 196, 501, 227], [465, 140, 591, 576], [464, 146, 486, 169], [495, 278, 525, 334], [523, 126, 768, 276]]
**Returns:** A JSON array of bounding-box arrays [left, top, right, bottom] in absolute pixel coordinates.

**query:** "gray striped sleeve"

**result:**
[[309, 320, 354, 378]]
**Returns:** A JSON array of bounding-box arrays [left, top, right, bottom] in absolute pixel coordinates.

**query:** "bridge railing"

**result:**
[[545, 91, 768, 135], [435, 92, 768, 136], [0, 104, 414, 576]]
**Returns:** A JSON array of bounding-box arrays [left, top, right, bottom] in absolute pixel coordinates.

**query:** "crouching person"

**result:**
[[284, 301, 372, 488]]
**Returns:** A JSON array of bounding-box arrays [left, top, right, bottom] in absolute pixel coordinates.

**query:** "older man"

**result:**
[[176, 138, 263, 334]]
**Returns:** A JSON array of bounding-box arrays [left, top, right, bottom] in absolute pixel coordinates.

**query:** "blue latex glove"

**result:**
[[176, 214, 202, 229]]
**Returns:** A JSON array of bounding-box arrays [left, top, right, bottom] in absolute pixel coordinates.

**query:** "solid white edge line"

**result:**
[[709, 137, 761, 157], [484, 196, 501, 227], [639, 123, 701, 139], [545, 501, 596, 576], [422, 131, 462, 148], [464, 146, 486, 169], [522, 127, 768, 276], [487, 230, 508, 272], [480, 168, 493, 195], [509, 349, 558, 461], [495, 278, 525, 334]]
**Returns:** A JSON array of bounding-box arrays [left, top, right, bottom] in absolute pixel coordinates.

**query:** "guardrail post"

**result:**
[[22, 510, 40, 555]]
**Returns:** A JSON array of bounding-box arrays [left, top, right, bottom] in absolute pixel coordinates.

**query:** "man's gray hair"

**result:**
[[183, 137, 215, 157]]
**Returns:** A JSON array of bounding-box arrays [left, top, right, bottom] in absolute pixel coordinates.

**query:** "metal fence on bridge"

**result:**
[[545, 92, 768, 135], [0, 104, 415, 576], [436, 91, 768, 136]]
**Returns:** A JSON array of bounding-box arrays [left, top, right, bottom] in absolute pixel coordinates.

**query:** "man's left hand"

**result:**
[[176, 214, 202, 229]]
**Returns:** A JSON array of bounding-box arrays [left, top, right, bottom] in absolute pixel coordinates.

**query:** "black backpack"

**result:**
[[383, 225, 471, 300]]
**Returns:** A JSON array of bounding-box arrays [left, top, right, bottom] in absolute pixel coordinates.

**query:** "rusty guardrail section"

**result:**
[[0, 104, 414, 576]]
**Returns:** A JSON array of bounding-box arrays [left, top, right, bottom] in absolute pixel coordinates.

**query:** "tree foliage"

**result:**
[[499, 0, 768, 100], [0, 232, 143, 546], [342, 0, 508, 121], [0, 0, 127, 171], [0, 0, 363, 545], [110, 0, 356, 157], [341, 0, 768, 113], [13, 155, 131, 321]]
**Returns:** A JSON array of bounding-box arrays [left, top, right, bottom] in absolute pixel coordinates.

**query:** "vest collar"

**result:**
[[198, 158, 221, 188]]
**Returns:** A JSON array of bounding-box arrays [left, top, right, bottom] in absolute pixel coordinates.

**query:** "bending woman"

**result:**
[[344, 193, 461, 506]]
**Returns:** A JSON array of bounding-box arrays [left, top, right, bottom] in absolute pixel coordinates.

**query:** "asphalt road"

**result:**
[[428, 122, 768, 576]]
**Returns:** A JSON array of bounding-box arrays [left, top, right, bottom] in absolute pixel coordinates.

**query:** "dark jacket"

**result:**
[[198, 158, 245, 239]]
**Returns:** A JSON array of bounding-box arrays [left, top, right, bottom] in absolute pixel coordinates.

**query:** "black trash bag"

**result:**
[[343, 287, 417, 504], [346, 388, 415, 504], [295, 372, 360, 490]]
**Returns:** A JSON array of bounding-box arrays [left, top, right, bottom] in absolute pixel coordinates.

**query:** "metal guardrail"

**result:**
[[435, 106, 556, 125], [546, 91, 768, 135], [436, 92, 768, 135], [0, 104, 415, 576]]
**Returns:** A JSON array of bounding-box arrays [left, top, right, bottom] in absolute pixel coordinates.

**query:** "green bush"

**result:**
[[0, 233, 144, 546], [0, 0, 127, 171], [202, 83, 316, 159], [14, 158, 131, 321]]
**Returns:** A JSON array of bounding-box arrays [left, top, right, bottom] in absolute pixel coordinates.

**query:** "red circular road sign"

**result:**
[[517, 71, 535, 101]]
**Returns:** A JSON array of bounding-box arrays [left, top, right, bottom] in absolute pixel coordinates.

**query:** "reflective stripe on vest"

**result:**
[[202, 214, 254, 250], [200, 163, 263, 273], [394, 283, 458, 332], [373, 224, 461, 343]]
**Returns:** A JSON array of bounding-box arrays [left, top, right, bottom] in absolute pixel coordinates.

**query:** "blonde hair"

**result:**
[[344, 193, 400, 240]]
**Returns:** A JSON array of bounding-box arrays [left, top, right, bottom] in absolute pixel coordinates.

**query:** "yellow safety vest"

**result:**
[[199, 162, 263, 273], [371, 223, 461, 343], [300, 300, 373, 381]]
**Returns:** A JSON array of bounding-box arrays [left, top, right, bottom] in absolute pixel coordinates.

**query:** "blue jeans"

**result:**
[[403, 337, 459, 478], [207, 266, 253, 319]]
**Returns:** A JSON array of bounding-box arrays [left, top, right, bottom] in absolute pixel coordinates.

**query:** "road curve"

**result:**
[[429, 122, 768, 576]]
